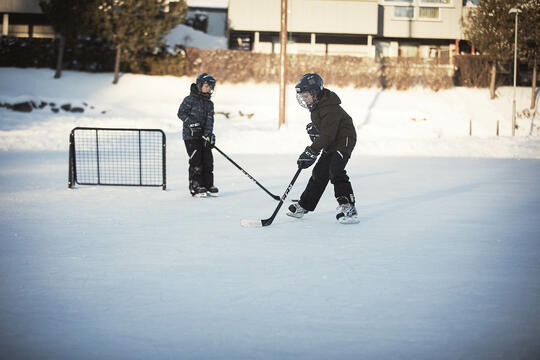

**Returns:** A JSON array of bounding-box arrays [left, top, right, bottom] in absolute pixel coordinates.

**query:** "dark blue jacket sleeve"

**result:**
[[203, 101, 214, 136], [177, 96, 192, 122]]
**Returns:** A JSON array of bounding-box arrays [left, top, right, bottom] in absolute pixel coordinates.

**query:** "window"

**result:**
[[399, 44, 418, 57], [419, 7, 439, 18], [394, 6, 414, 18], [420, 0, 451, 4]]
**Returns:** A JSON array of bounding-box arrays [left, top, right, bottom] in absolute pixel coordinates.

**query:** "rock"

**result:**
[[71, 107, 84, 113], [61, 104, 71, 112], [51, 108, 59, 113], [12, 102, 33, 112], [39, 101, 47, 109]]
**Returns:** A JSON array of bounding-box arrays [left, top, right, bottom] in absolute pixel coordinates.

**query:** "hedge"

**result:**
[[2, 36, 509, 91]]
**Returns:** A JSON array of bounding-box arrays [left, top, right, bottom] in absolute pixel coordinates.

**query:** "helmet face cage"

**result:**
[[196, 73, 216, 95], [295, 73, 323, 110], [296, 91, 315, 110]]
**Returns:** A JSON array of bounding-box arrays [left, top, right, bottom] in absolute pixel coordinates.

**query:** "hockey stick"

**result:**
[[241, 167, 302, 228], [204, 137, 281, 201]]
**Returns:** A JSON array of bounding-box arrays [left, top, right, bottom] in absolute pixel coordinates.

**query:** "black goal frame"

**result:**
[[69, 127, 166, 190]]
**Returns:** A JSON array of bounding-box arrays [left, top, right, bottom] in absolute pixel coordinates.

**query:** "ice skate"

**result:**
[[207, 186, 219, 197], [336, 202, 359, 224], [287, 202, 308, 218], [192, 186, 208, 198]]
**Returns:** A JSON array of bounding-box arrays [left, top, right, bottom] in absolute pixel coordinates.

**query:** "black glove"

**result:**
[[306, 122, 319, 142], [188, 121, 202, 137], [203, 133, 215, 148], [297, 146, 320, 169]]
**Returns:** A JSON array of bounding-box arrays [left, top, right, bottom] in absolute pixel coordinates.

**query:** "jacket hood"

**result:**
[[318, 89, 341, 107], [190, 83, 199, 95], [190, 83, 211, 99]]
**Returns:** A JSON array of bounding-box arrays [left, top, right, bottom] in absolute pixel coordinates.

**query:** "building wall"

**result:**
[[380, 0, 463, 39], [228, 0, 468, 58], [1, 0, 54, 38], [0, 0, 42, 13], [229, 0, 379, 35]]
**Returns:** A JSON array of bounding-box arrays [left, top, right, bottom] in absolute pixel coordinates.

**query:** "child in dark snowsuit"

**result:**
[[288, 73, 359, 224], [177, 73, 218, 197]]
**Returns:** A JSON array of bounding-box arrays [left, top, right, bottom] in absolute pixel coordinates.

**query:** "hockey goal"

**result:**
[[69, 127, 166, 190]]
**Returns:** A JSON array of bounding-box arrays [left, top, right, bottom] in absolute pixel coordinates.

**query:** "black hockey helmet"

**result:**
[[196, 73, 216, 95], [295, 73, 324, 110]]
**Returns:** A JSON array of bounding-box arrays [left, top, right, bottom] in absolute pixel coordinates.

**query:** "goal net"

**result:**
[[69, 127, 166, 190]]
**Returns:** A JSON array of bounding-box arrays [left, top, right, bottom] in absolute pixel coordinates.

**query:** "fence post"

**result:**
[[469, 119, 472, 136], [95, 129, 101, 185], [496, 120, 500, 136], [162, 131, 167, 190], [68, 131, 75, 188], [138, 130, 142, 186]]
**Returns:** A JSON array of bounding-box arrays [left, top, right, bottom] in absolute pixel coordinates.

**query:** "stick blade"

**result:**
[[240, 219, 263, 228]]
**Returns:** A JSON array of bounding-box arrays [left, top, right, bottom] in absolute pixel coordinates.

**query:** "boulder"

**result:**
[[12, 102, 33, 112]]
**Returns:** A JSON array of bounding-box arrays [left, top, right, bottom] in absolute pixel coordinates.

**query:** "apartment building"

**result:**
[[0, 0, 223, 38], [0, 0, 54, 38], [228, 0, 477, 58], [377, 0, 466, 58], [1, 0, 477, 59]]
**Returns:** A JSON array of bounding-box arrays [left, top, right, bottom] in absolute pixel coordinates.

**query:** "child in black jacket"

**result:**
[[288, 73, 359, 224], [177, 73, 218, 197]]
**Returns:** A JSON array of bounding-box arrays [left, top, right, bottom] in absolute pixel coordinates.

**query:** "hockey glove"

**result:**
[[203, 133, 216, 148], [188, 122, 202, 137], [297, 146, 320, 169], [306, 122, 320, 142]]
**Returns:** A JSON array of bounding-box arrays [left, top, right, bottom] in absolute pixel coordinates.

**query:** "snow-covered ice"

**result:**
[[1, 68, 540, 359]]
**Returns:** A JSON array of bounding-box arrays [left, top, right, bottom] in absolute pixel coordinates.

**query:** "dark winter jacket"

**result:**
[[309, 89, 356, 156], [177, 83, 215, 140]]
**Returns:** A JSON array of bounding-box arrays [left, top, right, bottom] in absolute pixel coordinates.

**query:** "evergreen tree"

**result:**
[[519, 0, 540, 109], [463, 0, 517, 99], [39, 0, 94, 79], [91, 0, 187, 84]]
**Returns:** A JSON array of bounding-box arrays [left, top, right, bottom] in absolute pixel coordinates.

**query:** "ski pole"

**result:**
[[203, 136, 281, 201]]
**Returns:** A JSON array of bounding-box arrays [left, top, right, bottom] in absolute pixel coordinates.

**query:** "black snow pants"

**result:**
[[184, 139, 214, 191], [298, 151, 355, 211]]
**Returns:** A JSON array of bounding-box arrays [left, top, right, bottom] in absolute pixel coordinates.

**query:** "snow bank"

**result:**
[[165, 24, 227, 50], [0, 68, 539, 158]]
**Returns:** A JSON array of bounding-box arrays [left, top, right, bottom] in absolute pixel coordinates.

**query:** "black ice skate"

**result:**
[[207, 186, 219, 197], [192, 186, 208, 198]]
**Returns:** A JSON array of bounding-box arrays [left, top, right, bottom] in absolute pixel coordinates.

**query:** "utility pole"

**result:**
[[509, 8, 522, 136], [278, 0, 288, 129]]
